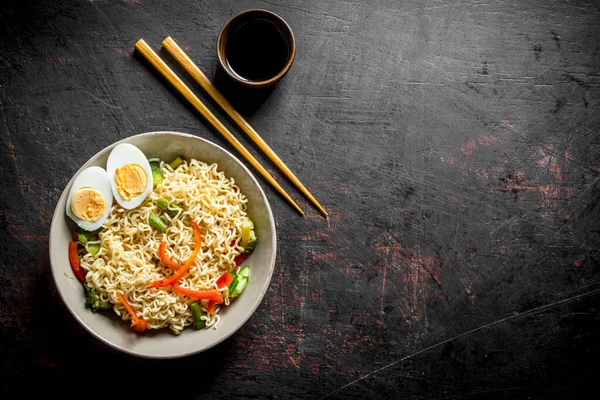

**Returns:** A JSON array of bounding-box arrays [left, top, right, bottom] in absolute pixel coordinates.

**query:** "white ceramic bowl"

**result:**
[[49, 131, 276, 358]]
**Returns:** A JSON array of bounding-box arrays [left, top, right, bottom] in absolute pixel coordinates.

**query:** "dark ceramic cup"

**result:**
[[217, 9, 296, 88]]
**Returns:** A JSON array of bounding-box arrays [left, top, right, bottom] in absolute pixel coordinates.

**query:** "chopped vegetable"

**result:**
[[68, 241, 87, 283], [150, 161, 164, 187], [85, 287, 112, 312], [158, 241, 181, 270], [238, 266, 250, 278], [241, 217, 257, 253], [76, 227, 94, 246], [74, 228, 101, 255], [234, 252, 247, 266], [228, 273, 239, 294], [173, 284, 223, 303], [167, 202, 183, 216], [117, 292, 147, 333], [216, 272, 235, 288], [230, 238, 246, 265], [207, 301, 216, 315], [169, 155, 184, 169], [157, 198, 183, 216], [86, 242, 101, 256], [148, 213, 168, 232], [190, 302, 206, 329], [147, 222, 201, 288], [244, 231, 257, 253], [240, 218, 253, 245], [156, 198, 169, 212], [229, 276, 248, 298], [228, 266, 250, 298]]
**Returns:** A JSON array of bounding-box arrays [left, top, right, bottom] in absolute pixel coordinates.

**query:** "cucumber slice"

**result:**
[[238, 266, 250, 278], [228, 274, 240, 295], [230, 276, 248, 298]]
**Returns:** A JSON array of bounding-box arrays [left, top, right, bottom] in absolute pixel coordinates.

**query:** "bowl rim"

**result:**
[[216, 8, 296, 88], [49, 131, 277, 358]]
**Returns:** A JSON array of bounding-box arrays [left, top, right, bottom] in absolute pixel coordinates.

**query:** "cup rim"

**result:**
[[217, 9, 296, 88]]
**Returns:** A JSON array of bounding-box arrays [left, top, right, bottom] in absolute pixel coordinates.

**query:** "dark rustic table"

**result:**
[[2, 0, 599, 397]]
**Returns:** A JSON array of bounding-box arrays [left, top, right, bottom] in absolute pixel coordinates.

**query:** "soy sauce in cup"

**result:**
[[217, 9, 296, 88], [226, 20, 289, 82]]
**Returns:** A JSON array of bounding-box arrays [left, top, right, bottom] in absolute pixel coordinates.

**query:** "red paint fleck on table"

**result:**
[[550, 164, 562, 181], [312, 251, 336, 263], [537, 147, 563, 181], [338, 183, 352, 196], [539, 184, 560, 207], [460, 135, 499, 157], [459, 276, 474, 299], [475, 168, 489, 183], [114, 47, 134, 56], [490, 245, 509, 255], [478, 135, 497, 146], [311, 291, 319, 302], [461, 139, 477, 157], [536, 148, 552, 167]]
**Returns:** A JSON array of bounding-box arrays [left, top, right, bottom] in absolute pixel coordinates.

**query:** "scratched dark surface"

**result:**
[[2, 0, 600, 398]]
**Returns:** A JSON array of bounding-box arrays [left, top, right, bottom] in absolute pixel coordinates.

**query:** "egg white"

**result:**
[[66, 166, 114, 231], [106, 143, 154, 210]]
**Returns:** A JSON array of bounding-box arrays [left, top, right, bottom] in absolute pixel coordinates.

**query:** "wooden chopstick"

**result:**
[[134, 39, 304, 216], [162, 36, 328, 218]]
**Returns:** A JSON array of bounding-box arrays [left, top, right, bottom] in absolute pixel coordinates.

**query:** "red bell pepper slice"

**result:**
[[117, 292, 148, 333], [234, 252, 247, 266], [230, 237, 248, 266], [172, 284, 223, 303], [68, 241, 87, 283], [216, 272, 235, 288], [158, 241, 181, 270], [148, 222, 201, 289], [207, 301, 216, 315]]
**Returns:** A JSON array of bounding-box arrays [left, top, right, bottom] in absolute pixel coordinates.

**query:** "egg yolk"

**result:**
[[115, 163, 147, 200], [70, 187, 106, 222]]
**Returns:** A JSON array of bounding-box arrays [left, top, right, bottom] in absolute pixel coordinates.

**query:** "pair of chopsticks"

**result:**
[[134, 37, 327, 218]]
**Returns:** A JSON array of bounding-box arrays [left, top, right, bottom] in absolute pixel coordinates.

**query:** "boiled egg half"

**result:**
[[66, 166, 114, 231], [106, 143, 153, 209]]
